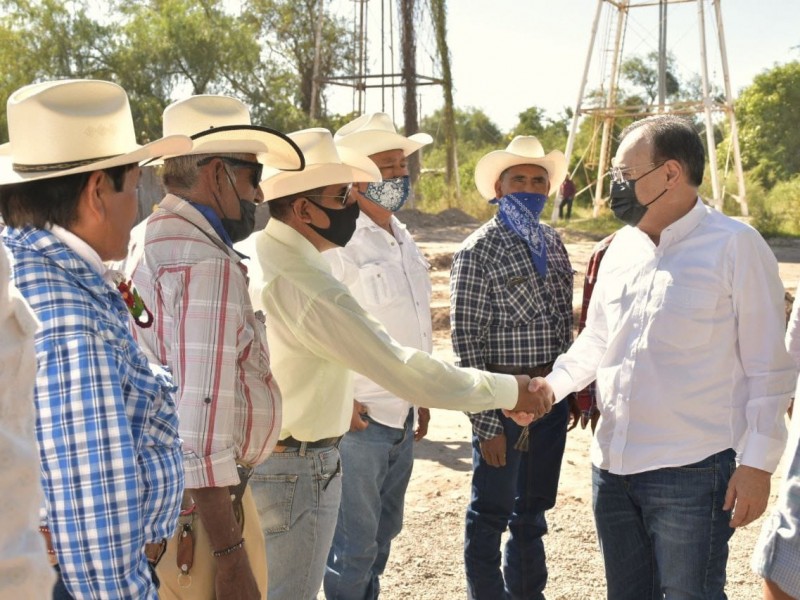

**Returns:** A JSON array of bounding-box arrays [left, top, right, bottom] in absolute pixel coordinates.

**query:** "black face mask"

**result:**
[[306, 198, 360, 247], [609, 179, 667, 226], [220, 198, 256, 243]]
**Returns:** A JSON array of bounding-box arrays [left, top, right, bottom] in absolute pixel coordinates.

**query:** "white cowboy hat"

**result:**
[[474, 136, 567, 199], [159, 95, 304, 171], [262, 128, 381, 201], [334, 112, 432, 157], [0, 79, 191, 186]]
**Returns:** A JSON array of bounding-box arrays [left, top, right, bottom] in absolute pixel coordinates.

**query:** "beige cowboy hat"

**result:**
[[158, 95, 304, 171], [0, 79, 192, 186], [474, 136, 567, 200], [262, 128, 381, 201], [334, 112, 432, 157]]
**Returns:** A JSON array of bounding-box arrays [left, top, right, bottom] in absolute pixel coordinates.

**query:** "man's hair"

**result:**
[[162, 152, 251, 190], [620, 115, 705, 187], [0, 164, 135, 229], [267, 185, 327, 221]]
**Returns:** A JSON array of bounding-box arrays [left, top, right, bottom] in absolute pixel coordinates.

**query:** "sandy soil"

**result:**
[[319, 210, 800, 600]]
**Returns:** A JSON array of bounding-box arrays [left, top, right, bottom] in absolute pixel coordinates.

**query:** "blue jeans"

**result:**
[[465, 400, 568, 600], [251, 444, 342, 600], [324, 410, 415, 600], [592, 448, 736, 600]]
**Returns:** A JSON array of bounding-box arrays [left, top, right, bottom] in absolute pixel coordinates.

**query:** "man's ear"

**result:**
[[292, 197, 314, 224], [78, 170, 109, 224], [664, 159, 682, 188], [493, 178, 503, 200]]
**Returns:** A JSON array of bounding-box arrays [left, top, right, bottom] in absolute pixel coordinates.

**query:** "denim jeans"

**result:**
[[324, 410, 415, 600], [592, 448, 736, 600], [251, 444, 342, 600], [465, 400, 568, 600]]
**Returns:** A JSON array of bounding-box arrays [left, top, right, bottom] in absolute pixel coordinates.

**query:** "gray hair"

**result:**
[[162, 152, 251, 191]]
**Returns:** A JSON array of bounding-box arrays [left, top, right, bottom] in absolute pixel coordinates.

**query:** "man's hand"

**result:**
[[350, 400, 369, 432], [414, 407, 430, 441], [479, 434, 508, 467], [507, 375, 554, 423], [724, 464, 771, 528], [191, 486, 260, 600], [566, 394, 581, 432], [214, 548, 260, 600]]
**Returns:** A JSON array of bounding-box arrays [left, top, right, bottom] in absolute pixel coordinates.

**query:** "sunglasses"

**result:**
[[197, 156, 264, 188], [304, 184, 353, 207]]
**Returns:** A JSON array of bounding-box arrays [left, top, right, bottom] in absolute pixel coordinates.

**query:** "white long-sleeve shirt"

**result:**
[[325, 213, 433, 428], [547, 200, 796, 475]]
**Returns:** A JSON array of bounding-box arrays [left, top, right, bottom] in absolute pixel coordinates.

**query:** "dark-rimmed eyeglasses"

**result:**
[[304, 184, 353, 207], [197, 156, 264, 188], [607, 161, 665, 185]]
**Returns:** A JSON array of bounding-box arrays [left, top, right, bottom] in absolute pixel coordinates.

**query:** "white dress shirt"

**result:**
[[0, 240, 55, 598], [325, 213, 433, 428], [255, 218, 519, 442], [547, 200, 796, 475]]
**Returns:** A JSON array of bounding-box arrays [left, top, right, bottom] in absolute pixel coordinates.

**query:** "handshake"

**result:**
[[504, 376, 555, 426]]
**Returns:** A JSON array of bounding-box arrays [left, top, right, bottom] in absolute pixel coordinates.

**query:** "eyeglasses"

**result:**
[[197, 156, 264, 188], [607, 161, 665, 185], [304, 185, 353, 207]]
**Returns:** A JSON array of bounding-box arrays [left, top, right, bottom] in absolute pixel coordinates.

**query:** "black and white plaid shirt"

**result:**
[[450, 216, 574, 440]]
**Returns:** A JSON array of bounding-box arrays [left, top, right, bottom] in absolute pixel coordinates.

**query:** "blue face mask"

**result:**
[[493, 192, 549, 278], [362, 176, 410, 212]]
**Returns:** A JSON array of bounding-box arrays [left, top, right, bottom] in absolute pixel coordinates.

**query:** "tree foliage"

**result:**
[[733, 61, 800, 189], [421, 106, 502, 149]]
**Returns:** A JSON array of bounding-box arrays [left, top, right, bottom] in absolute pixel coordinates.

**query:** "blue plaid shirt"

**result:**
[[3, 227, 183, 599], [450, 216, 574, 440]]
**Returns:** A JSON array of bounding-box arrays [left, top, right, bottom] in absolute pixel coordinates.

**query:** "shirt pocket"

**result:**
[[487, 268, 543, 326], [649, 284, 718, 349], [357, 262, 403, 308]]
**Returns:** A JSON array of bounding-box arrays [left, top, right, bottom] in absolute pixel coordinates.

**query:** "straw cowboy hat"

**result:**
[[261, 128, 381, 201], [159, 95, 304, 171], [334, 112, 432, 157], [0, 79, 191, 186], [474, 136, 567, 199]]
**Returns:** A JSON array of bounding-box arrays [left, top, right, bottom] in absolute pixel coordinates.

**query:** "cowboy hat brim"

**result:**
[[150, 125, 305, 171], [0, 135, 192, 186], [262, 147, 381, 201], [474, 149, 568, 200]]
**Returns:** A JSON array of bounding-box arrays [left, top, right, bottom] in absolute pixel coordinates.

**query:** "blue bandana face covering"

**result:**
[[362, 176, 410, 212], [492, 192, 549, 277]]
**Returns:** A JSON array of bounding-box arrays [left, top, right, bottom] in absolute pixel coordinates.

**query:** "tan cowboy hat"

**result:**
[[0, 79, 191, 186], [262, 128, 381, 201], [159, 95, 304, 171], [474, 136, 567, 199], [334, 112, 432, 157]]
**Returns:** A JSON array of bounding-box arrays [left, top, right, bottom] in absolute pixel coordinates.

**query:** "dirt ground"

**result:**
[[320, 209, 800, 600]]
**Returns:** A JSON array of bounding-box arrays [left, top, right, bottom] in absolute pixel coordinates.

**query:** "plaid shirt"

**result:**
[[3, 227, 183, 600], [131, 195, 281, 488], [450, 216, 574, 440]]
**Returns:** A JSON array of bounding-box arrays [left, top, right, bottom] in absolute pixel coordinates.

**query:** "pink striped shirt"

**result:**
[[131, 194, 281, 488]]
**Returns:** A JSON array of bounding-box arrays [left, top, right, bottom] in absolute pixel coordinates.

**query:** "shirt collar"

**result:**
[[186, 200, 235, 249], [264, 217, 332, 274], [652, 197, 709, 249], [48, 224, 117, 288]]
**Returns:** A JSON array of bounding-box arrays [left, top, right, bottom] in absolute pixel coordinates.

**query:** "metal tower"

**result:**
[[559, 0, 747, 220]]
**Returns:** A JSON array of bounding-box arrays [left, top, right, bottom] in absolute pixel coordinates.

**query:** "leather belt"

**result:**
[[275, 435, 343, 450], [485, 362, 554, 378]]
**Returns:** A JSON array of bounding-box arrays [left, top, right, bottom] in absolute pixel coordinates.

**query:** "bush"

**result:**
[[751, 174, 800, 237]]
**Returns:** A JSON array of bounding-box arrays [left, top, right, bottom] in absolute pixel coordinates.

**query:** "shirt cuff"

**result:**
[[546, 367, 577, 404], [739, 430, 788, 473], [182, 447, 240, 489], [492, 373, 519, 410]]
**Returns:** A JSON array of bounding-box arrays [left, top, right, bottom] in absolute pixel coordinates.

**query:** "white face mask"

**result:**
[[362, 176, 410, 212]]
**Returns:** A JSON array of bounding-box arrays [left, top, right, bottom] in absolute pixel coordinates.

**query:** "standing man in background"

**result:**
[[450, 136, 577, 600], [323, 113, 433, 600], [558, 174, 576, 221]]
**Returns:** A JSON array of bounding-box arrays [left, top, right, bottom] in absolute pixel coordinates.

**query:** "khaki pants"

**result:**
[[157, 487, 267, 600]]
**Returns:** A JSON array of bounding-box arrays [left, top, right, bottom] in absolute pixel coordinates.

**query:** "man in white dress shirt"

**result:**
[[531, 115, 796, 599], [322, 113, 433, 600]]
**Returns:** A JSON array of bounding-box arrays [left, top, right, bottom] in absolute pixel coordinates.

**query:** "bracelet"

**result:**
[[212, 538, 245, 558]]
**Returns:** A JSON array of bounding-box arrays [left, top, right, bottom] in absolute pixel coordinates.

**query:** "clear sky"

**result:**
[[326, 0, 800, 133]]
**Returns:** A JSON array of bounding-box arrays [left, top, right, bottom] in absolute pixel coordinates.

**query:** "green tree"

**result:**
[[510, 106, 570, 155], [620, 51, 680, 106], [421, 107, 502, 149], [733, 61, 800, 189]]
